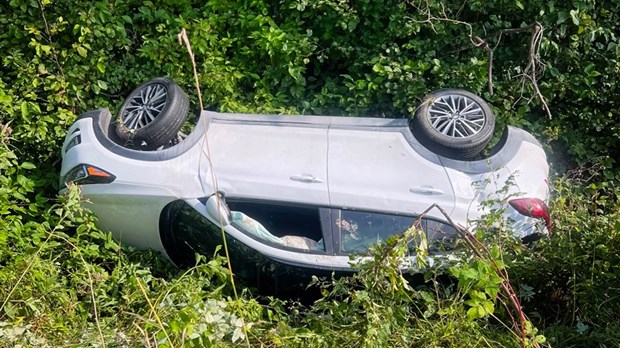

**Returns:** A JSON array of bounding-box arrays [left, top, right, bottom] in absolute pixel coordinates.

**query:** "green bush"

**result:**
[[2, 0, 619, 167], [509, 173, 620, 347], [2, 0, 620, 346]]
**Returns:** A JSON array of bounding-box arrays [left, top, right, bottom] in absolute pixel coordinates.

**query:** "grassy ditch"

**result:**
[[1, 135, 619, 347]]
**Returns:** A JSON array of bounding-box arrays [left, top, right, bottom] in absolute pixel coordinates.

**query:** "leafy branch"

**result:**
[[416, 203, 543, 348]]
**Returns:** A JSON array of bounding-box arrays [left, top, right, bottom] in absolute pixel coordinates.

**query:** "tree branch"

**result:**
[[415, 203, 540, 348], [405, 1, 552, 119]]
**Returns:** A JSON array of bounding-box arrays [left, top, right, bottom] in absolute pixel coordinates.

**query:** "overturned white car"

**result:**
[[60, 78, 550, 295]]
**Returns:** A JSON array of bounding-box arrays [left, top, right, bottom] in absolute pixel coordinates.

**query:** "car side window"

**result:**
[[335, 210, 459, 253], [226, 200, 330, 253], [161, 200, 224, 267]]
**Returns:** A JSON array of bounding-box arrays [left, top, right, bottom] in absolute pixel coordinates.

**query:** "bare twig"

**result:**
[[37, 0, 65, 80], [135, 276, 173, 347], [132, 322, 152, 348], [177, 29, 204, 111], [487, 50, 494, 95], [177, 28, 252, 348], [406, 1, 552, 119], [526, 23, 552, 119]]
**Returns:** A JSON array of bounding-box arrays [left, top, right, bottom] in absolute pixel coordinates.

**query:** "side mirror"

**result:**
[[205, 193, 231, 226]]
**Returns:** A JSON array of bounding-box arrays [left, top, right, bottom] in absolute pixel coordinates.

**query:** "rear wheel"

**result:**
[[115, 77, 189, 150], [411, 89, 495, 159]]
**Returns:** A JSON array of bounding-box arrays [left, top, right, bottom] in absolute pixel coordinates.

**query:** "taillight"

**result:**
[[63, 164, 116, 187], [509, 198, 552, 232]]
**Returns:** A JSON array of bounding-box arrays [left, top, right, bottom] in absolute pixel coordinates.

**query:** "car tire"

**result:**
[[411, 89, 495, 159], [115, 77, 189, 150]]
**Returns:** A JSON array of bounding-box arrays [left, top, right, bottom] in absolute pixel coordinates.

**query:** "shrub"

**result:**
[[2, 0, 620, 346]]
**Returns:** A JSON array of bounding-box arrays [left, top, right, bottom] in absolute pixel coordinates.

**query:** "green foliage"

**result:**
[[509, 173, 620, 347], [451, 257, 503, 321], [249, 231, 527, 348], [0, 176, 246, 346], [2, 0, 619, 164], [2, 0, 620, 346]]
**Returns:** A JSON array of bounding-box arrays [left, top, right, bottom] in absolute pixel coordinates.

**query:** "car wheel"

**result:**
[[411, 89, 495, 159], [115, 77, 189, 150]]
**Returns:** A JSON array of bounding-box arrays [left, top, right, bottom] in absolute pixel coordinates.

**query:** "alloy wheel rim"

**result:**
[[427, 94, 485, 138], [122, 83, 168, 130]]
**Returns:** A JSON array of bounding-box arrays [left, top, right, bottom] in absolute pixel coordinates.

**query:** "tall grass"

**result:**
[[1, 132, 619, 346]]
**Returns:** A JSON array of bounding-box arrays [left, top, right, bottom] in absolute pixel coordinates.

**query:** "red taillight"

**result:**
[[509, 198, 552, 232]]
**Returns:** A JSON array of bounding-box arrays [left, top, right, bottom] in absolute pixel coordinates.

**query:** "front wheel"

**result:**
[[115, 77, 189, 150], [410, 89, 495, 159]]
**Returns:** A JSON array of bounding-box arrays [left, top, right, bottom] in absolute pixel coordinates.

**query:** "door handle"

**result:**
[[290, 174, 323, 184], [410, 186, 444, 195]]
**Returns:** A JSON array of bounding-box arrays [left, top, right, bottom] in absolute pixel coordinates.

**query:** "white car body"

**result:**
[[60, 107, 549, 294]]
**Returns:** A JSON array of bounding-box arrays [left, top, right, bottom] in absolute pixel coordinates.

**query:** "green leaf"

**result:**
[[490, 245, 501, 258], [570, 10, 580, 25], [0, 94, 12, 104], [20, 162, 36, 170], [557, 11, 569, 24], [470, 290, 487, 301], [481, 301, 495, 315], [466, 306, 480, 321], [16, 174, 30, 187], [465, 299, 480, 307], [515, 0, 524, 10], [21, 101, 29, 118], [462, 268, 478, 279], [76, 45, 88, 57], [97, 80, 108, 90]]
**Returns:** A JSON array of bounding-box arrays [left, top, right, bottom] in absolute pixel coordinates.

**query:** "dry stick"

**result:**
[[415, 203, 539, 348], [463, 234, 531, 346], [135, 277, 173, 347], [178, 29, 204, 111], [487, 50, 494, 95], [177, 28, 252, 348], [527, 23, 552, 119], [0, 123, 12, 139], [462, 230, 525, 337], [408, 1, 552, 119], [176, 30, 237, 297], [468, 23, 551, 119], [407, 2, 496, 95], [0, 204, 103, 348], [448, 217, 530, 348], [132, 322, 152, 348], [52, 230, 106, 347], [483, 23, 549, 112], [471, 36, 494, 95]]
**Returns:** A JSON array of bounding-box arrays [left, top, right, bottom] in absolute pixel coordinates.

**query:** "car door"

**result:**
[[207, 119, 329, 206], [327, 127, 455, 218]]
